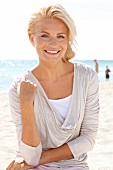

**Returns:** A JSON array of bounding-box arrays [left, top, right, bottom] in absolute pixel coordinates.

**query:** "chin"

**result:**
[[45, 57, 62, 63]]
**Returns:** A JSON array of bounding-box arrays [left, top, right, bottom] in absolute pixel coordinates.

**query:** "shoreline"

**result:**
[[0, 81, 113, 170]]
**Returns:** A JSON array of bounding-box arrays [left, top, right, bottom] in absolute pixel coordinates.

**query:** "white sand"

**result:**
[[87, 81, 113, 170], [0, 81, 113, 170], [0, 93, 17, 170]]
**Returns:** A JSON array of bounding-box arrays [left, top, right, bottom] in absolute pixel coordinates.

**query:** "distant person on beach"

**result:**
[[93, 59, 99, 73], [105, 66, 111, 80], [6, 4, 99, 170]]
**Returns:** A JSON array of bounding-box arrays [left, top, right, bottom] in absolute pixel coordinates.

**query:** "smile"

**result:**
[[45, 50, 59, 54]]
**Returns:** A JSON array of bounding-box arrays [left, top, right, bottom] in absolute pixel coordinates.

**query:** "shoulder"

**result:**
[[73, 62, 99, 93], [73, 61, 98, 84], [74, 61, 96, 75]]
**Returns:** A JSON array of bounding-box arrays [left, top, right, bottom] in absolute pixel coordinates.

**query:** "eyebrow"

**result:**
[[40, 31, 49, 34], [40, 31, 66, 35]]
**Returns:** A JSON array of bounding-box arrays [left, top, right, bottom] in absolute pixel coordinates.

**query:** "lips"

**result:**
[[45, 50, 59, 54]]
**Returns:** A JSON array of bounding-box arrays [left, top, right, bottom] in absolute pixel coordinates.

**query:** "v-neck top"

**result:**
[[9, 62, 99, 169]]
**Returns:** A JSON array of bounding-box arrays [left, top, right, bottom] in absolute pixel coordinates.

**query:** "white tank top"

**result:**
[[49, 95, 72, 119]]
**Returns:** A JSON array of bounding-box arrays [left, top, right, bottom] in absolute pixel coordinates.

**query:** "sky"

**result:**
[[0, 0, 113, 60]]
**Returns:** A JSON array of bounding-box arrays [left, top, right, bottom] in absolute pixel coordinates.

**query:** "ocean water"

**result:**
[[0, 59, 113, 92]]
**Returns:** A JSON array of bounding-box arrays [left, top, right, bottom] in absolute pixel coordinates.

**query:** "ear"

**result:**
[[29, 33, 35, 46]]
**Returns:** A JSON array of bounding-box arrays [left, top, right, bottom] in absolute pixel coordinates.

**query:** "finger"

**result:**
[[12, 162, 20, 170], [6, 160, 15, 170], [21, 75, 26, 82], [34, 83, 37, 88], [30, 82, 37, 88]]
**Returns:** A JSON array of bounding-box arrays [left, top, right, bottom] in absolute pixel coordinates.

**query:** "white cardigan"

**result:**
[[9, 62, 99, 169]]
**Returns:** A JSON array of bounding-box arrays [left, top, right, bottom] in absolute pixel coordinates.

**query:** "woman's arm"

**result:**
[[67, 71, 99, 158], [9, 76, 42, 166], [39, 143, 73, 165], [19, 76, 40, 147]]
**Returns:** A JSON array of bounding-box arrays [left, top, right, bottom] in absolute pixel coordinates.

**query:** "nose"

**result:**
[[49, 37, 57, 46]]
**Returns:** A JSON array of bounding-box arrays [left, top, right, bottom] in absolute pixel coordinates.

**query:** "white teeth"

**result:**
[[46, 50, 58, 54]]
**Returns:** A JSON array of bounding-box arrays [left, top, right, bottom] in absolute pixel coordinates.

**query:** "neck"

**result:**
[[36, 60, 70, 81]]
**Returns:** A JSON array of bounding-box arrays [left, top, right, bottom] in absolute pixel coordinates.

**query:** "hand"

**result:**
[[17, 76, 37, 106], [6, 159, 35, 170]]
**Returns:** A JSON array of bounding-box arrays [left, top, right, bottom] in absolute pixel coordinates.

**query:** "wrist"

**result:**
[[20, 102, 34, 114], [20, 100, 34, 107], [39, 151, 50, 165]]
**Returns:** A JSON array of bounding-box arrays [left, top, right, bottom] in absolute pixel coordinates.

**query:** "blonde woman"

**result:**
[[6, 4, 99, 170]]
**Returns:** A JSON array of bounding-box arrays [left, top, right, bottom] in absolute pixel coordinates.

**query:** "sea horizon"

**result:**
[[0, 59, 113, 93]]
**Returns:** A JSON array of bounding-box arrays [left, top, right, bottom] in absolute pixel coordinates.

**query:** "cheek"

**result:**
[[34, 39, 44, 49], [62, 42, 68, 51], [37, 38, 49, 47]]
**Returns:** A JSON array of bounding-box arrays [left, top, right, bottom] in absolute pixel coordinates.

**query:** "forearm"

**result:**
[[21, 103, 40, 147], [19, 103, 42, 166], [39, 143, 73, 165]]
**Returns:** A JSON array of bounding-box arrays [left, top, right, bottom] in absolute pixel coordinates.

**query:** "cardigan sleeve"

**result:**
[[9, 78, 42, 166], [67, 70, 99, 158]]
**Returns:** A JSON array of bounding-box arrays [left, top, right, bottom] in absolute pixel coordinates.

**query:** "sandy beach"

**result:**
[[0, 81, 113, 170]]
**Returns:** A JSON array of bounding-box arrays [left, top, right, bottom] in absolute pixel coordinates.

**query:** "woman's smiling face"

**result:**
[[30, 18, 69, 63]]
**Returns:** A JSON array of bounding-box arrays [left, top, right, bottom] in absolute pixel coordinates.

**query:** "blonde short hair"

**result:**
[[28, 4, 77, 62]]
